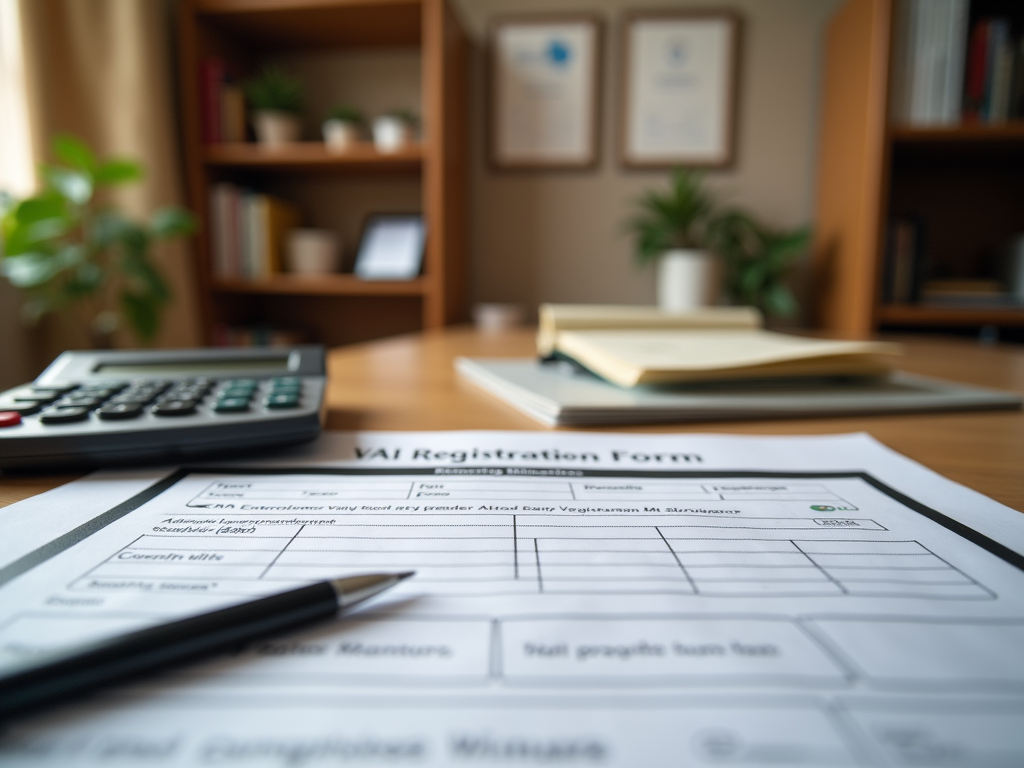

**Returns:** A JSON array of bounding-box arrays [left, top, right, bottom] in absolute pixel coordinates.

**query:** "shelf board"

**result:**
[[204, 142, 423, 170], [890, 123, 1024, 143], [878, 304, 1024, 326], [211, 274, 428, 297], [195, 0, 422, 49]]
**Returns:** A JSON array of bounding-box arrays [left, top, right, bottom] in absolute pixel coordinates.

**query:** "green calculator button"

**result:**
[[219, 387, 255, 399], [213, 397, 250, 413], [269, 384, 301, 395], [271, 377, 301, 386], [224, 379, 258, 388], [265, 393, 300, 408]]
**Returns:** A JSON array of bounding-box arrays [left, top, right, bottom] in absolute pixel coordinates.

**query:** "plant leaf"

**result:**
[[94, 159, 143, 185], [120, 290, 161, 342], [1, 252, 64, 287], [149, 206, 196, 238], [53, 135, 97, 173], [43, 166, 93, 205]]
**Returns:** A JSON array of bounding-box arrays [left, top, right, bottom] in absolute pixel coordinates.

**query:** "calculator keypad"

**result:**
[[0, 376, 305, 426]]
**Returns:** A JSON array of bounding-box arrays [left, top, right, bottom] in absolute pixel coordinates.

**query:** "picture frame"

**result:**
[[353, 214, 426, 281], [620, 10, 740, 168], [489, 14, 603, 170]]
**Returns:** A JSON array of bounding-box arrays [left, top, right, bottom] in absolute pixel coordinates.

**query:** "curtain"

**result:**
[[16, 0, 201, 356]]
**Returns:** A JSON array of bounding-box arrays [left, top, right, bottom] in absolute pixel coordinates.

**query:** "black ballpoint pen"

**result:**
[[0, 571, 413, 721]]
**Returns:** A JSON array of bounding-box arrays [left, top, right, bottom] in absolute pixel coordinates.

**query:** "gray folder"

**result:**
[[456, 357, 1022, 427]]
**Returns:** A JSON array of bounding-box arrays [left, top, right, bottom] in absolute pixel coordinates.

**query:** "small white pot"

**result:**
[[253, 110, 301, 146], [322, 119, 361, 152], [286, 229, 340, 275], [372, 116, 413, 153], [656, 249, 720, 312]]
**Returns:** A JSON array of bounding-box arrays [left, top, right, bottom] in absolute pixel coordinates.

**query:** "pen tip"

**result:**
[[396, 571, 415, 581]]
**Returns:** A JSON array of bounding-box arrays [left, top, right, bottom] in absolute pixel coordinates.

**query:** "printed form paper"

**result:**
[[0, 431, 1022, 767]]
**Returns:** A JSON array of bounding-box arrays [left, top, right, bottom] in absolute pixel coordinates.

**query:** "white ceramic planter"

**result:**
[[322, 119, 361, 152], [372, 116, 413, 153], [253, 110, 301, 146], [656, 249, 720, 312], [286, 229, 340, 275]]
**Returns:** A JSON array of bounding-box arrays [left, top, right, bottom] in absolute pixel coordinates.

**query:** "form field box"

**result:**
[[501, 617, 847, 685], [807, 618, 1024, 690]]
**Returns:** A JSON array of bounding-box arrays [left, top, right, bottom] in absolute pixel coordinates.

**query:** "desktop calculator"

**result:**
[[0, 346, 325, 469]]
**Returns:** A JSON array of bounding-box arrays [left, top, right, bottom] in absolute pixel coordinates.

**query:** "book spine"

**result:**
[[963, 21, 989, 122], [200, 58, 224, 144], [941, 0, 969, 124], [220, 83, 247, 143]]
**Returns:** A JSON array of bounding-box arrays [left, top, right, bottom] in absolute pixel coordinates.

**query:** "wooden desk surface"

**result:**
[[3, 327, 1023, 511]]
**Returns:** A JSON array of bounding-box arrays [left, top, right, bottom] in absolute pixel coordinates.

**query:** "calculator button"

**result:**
[[11, 390, 62, 404], [0, 400, 42, 416], [96, 402, 145, 420], [218, 387, 255, 400], [56, 395, 105, 408], [268, 383, 301, 394], [152, 400, 197, 416], [39, 406, 91, 424], [213, 397, 250, 413], [265, 393, 300, 408], [109, 394, 157, 405], [0, 411, 21, 428], [224, 378, 258, 388], [270, 377, 301, 386]]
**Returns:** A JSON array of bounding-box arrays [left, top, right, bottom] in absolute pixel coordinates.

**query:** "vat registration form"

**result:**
[[1, 431, 1022, 767]]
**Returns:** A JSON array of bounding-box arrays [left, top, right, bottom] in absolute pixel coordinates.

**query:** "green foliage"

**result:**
[[0, 134, 196, 344], [625, 168, 718, 264], [243, 66, 303, 114], [326, 105, 364, 124], [713, 211, 811, 318], [625, 167, 811, 317]]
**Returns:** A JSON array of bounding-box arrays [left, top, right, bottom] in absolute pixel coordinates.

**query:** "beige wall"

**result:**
[[456, 0, 843, 320]]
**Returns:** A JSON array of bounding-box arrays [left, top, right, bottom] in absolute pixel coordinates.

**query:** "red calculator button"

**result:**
[[0, 411, 22, 428]]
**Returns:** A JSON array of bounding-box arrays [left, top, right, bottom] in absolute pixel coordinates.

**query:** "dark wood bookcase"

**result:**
[[814, 0, 1024, 338]]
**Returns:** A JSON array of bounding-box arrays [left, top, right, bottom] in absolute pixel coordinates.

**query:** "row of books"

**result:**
[[209, 183, 300, 280], [201, 58, 246, 144], [212, 324, 308, 348], [891, 0, 1024, 125], [883, 216, 1023, 307]]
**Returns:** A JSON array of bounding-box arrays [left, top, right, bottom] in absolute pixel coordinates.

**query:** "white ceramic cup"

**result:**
[[286, 229, 340, 275], [322, 119, 361, 152], [472, 303, 525, 333], [372, 116, 413, 153]]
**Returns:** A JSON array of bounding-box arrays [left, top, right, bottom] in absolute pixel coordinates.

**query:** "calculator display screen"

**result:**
[[95, 358, 290, 375]]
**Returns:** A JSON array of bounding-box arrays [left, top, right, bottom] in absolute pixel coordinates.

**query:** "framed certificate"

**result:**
[[489, 15, 602, 169], [353, 214, 426, 281], [621, 11, 740, 168]]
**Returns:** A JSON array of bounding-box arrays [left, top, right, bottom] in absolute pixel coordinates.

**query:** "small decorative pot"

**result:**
[[372, 116, 413, 153], [286, 229, 340, 275], [253, 110, 301, 146], [322, 119, 361, 152], [656, 249, 720, 312]]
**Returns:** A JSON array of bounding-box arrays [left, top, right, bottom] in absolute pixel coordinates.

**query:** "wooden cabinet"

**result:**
[[813, 0, 1024, 338], [178, 0, 468, 347]]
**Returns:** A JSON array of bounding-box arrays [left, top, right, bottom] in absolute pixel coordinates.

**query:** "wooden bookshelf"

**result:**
[[178, 0, 468, 348], [211, 275, 428, 296], [204, 142, 424, 171], [878, 305, 1024, 326], [813, 0, 1024, 337]]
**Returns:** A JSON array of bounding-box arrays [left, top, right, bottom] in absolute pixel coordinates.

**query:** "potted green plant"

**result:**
[[715, 211, 811, 318], [626, 168, 722, 311], [372, 109, 418, 153], [243, 66, 303, 146], [322, 105, 364, 152], [0, 135, 195, 347]]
